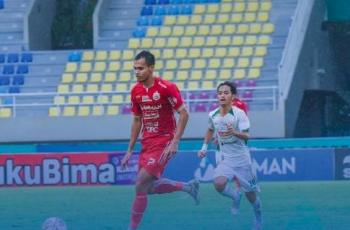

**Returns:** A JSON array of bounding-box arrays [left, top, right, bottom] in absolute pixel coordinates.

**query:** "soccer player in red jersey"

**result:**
[[233, 97, 248, 114], [121, 51, 199, 230]]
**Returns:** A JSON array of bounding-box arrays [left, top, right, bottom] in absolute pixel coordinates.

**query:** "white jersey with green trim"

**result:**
[[208, 106, 251, 167]]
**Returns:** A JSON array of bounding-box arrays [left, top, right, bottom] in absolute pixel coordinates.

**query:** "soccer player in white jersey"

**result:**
[[197, 81, 263, 230]]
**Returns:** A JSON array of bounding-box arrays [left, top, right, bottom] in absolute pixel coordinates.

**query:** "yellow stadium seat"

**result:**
[[192, 37, 205, 47], [63, 106, 76, 116], [251, 57, 264, 68], [167, 37, 179, 48], [177, 15, 190, 25], [194, 5, 206, 14], [257, 12, 269, 22], [241, 47, 254, 57], [203, 15, 216, 24], [223, 58, 235, 68], [72, 84, 84, 92], [250, 23, 262, 34], [157, 60, 164, 69], [119, 72, 131, 82], [205, 70, 217, 80], [194, 59, 206, 69], [208, 58, 221, 68], [197, 25, 210, 36], [141, 38, 153, 48], [90, 73, 103, 83], [217, 14, 230, 24], [232, 36, 244, 46], [262, 23, 275, 34], [175, 49, 187, 58], [237, 24, 249, 34], [49, 107, 60, 117], [247, 2, 259, 12], [173, 26, 184, 36], [122, 61, 133, 71], [219, 69, 232, 80], [92, 106, 104, 116], [128, 38, 140, 49], [111, 95, 123, 104], [105, 72, 117, 82], [255, 46, 267, 56], [258, 35, 271, 45], [190, 70, 202, 80], [115, 83, 128, 91], [202, 80, 214, 89], [154, 38, 166, 48], [179, 37, 192, 47], [86, 84, 98, 92], [58, 84, 70, 93], [79, 62, 92, 72], [95, 51, 108, 61], [220, 3, 232, 13], [54, 96, 65, 105], [184, 25, 197, 36], [211, 25, 223, 35], [97, 95, 109, 103], [147, 27, 159, 37], [107, 105, 119, 115], [244, 13, 256, 22], [150, 49, 161, 58], [162, 49, 174, 59], [234, 2, 245, 12], [166, 60, 177, 70], [190, 15, 202, 24], [122, 50, 134, 60], [233, 69, 246, 79], [77, 106, 90, 116], [231, 13, 243, 23], [237, 58, 250, 68], [109, 50, 121, 60], [160, 27, 171, 36], [164, 16, 176, 26], [65, 63, 78, 73], [68, 96, 80, 104], [179, 59, 192, 69], [187, 48, 201, 58], [202, 48, 214, 58], [223, 25, 236, 35], [187, 81, 199, 90], [61, 73, 74, 83], [248, 68, 261, 79], [162, 71, 174, 81], [94, 62, 107, 72], [82, 51, 94, 61], [215, 47, 227, 57], [75, 73, 88, 83], [245, 35, 258, 45], [261, 2, 272, 11], [125, 94, 131, 102], [207, 4, 219, 13], [109, 62, 120, 71], [101, 84, 113, 92], [174, 81, 184, 90], [227, 47, 240, 57], [177, 71, 188, 81], [206, 36, 218, 46], [82, 95, 94, 104]]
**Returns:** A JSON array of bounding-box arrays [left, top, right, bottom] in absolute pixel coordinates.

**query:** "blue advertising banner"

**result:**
[[164, 149, 335, 182], [334, 148, 350, 180]]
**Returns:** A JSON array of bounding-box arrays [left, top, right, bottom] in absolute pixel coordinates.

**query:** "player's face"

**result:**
[[133, 58, 154, 83], [217, 85, 234, 106]]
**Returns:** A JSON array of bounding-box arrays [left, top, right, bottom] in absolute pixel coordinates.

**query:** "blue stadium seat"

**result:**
[[7, 53, 19, 63], [170, 0, 183, 4], [68, 52, 81, 62], [151, 16, 162, 26], [0, 0, 3, 9], [2, 65, 14, 74], [155, 6, 166, 15], [0, 54, 4, 63], [9, 86, 20, 94], [17, 65, 28, 74], [145, 0, 156, 5], [141, 6, 153, 16], [12, 75, 24, 85], [168, 5, 180, 15], [181, 5, 192, 14], [0, 76, 10, 86], [133, 27, 146, 38], [21, 53, 33, 62], [137, 17, 149, 26], [158, 0, 170, 4]]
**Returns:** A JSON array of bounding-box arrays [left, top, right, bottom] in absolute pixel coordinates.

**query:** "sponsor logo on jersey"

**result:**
[[142, 95, 151, 102]]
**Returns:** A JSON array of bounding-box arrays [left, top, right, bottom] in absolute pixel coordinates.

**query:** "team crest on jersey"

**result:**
[[142, 95, 151, 102], [152, 91, 160, 101]]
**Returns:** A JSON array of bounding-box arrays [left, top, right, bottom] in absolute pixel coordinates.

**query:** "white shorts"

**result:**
[[214, 160, 260, 192]]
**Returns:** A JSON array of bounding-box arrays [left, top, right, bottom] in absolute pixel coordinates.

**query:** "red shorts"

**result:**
[[139, 135, 173, 178]]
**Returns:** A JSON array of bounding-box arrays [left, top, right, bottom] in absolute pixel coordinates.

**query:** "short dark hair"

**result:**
[[217, 81, 237, 95], [134, 50, 155, 66]]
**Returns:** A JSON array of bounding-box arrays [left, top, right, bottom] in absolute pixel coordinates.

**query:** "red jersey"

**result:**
[[233, 98, 248, 114], [131, 77, 184, 140]]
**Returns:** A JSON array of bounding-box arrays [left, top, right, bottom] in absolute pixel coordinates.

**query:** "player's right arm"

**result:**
[[121, 115, 142, 168], [198, 128, 214, 158]]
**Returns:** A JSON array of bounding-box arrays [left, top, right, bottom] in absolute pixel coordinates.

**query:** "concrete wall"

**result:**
[[27, 0, 56, 50]]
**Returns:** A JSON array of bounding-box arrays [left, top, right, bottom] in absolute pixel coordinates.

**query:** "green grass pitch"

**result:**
[[0, 181, 349, 230]]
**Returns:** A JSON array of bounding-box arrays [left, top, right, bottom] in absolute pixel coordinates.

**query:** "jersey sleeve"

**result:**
[[167, 83, 184, 111], [237, 109, 250, 132], [208, 114, 214, 130], [131, 90, 141, 116]]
